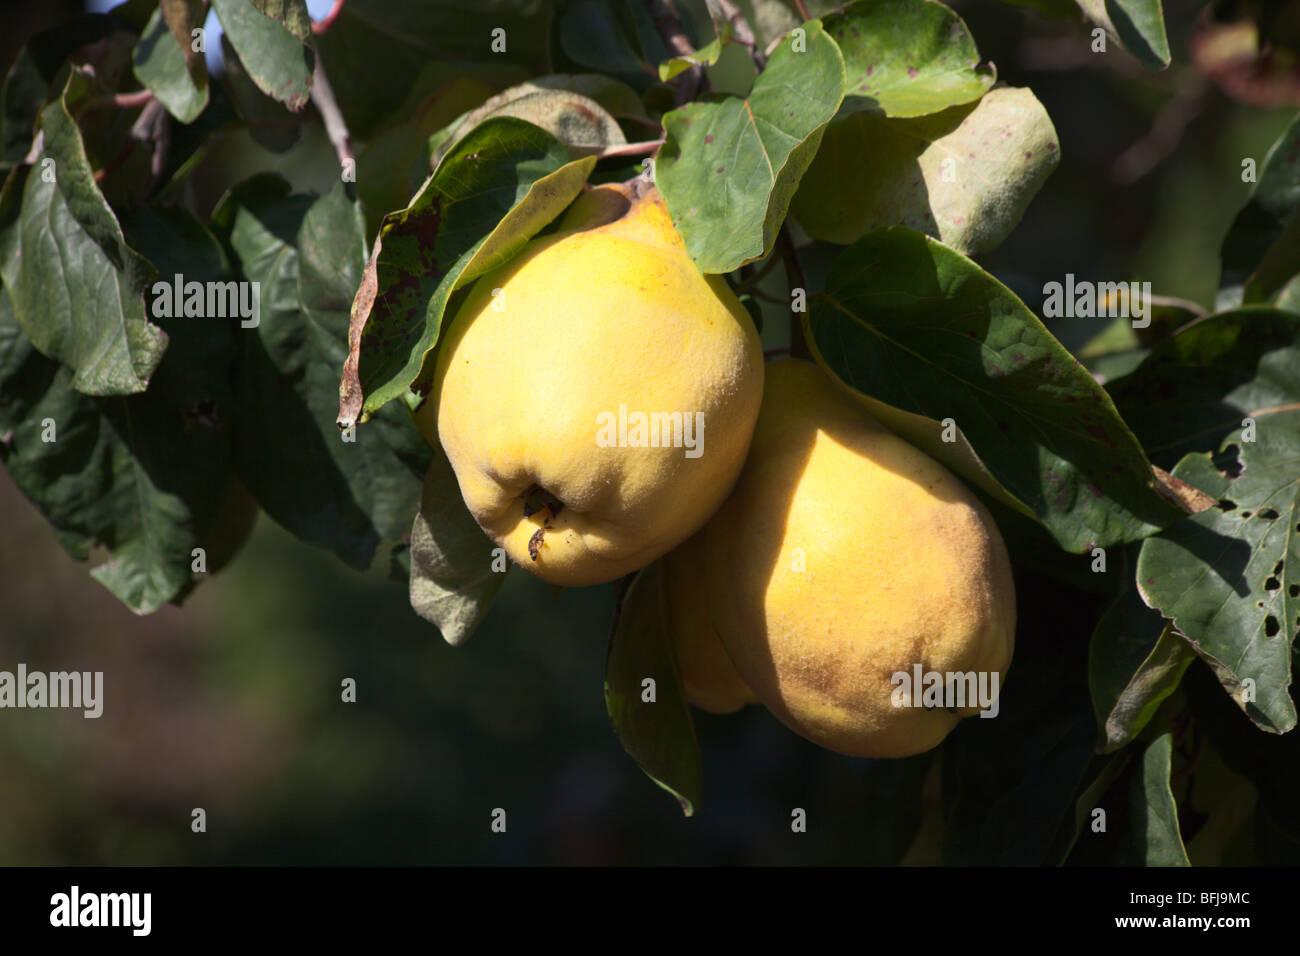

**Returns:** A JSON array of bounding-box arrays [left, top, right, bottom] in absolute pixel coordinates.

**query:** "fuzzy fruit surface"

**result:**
[[687, 358, 1016, 758], [420, 183, 764, 587]]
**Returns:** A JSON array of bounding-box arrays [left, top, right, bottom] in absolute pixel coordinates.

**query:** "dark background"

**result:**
[[0, 0, 1291, 864]]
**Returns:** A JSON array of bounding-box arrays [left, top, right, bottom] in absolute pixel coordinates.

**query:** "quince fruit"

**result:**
[[419, 182, 764, 587], [674, 358, 1016, 758]]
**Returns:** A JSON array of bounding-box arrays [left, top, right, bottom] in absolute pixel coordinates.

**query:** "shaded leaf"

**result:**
[[133, 6, 209, 123], [214, 175, 429, 569], [0, 70, 166, 397], [1090, 578, 1195, 752], [807, 227, 1184, 552], [605, 562, 702, 816], [1136, 436, 1300, 734], [792, 86, 1059, 254], [655, 19, 845, 273], [211, 0, 315, 111], [409, 445, 505, 645], [1107, 308, 1300, 470]]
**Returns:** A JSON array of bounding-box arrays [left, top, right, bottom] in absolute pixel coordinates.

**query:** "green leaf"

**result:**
[[553, 0, 670, 86], [1066, 731, 1190, 864], [218, 33, 300, 153], [605, 562, 702, 817], [211, 0, 315, 111], [133, 7, 208, 123], [0, 70, 166, 397], [1107, 308, 1300, 470], [1220, 112, 1300, 307], [430, 82, 626, 170], [1075, 0, 1171, 70], [339, 118, 595, 423], [1089, 578, 1196, 753], [807, 227, 1184, 552], [791, 86, 1059, 253], [655, 19, 846, 273], [408, 446, 505, 645], [213, 175, 429, 569], [826, 0, 994, 118], [158, 0, 208, 85], [0, 203, 249, 613], [1136, 436, 1300, 734]]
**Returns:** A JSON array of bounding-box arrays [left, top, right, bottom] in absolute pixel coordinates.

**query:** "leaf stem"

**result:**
[[776, 226, 812, 360]]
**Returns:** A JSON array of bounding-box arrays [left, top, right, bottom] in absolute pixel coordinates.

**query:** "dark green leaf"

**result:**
[[1220, 113, 1300, 306], [605, 562, 702, 816], [0, 70, 166, 397], [1107, 308, 1300, 470], [214, 176, 429, 569], [133, 7, 208, 123], [1136, 434, 1300, 733], [211, 0, 315, 111], [408, 446, 505, 645], [807, 227, 1183, 552]]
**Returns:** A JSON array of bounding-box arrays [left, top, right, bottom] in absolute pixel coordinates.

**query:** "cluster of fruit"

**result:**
[[416, 180, 1016, 758]]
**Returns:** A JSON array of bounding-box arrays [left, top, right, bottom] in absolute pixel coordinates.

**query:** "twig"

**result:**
[[312, 0, 346, 34], [747, 287, 788, 306], [647, 0, 702, 105], [1111, 79, 1207, 185], [78, 88, 155, 120], [792, 0, 811, 20], [310, 56, 354, 173], [714, 0, 766, 70], [597, 139, 666, 159], [733, 253, 781, 293], [776, 225, 811, 360]]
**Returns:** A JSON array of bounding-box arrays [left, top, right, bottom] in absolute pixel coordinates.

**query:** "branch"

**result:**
[[647, 0, 702, 105], [597, 139, 665, 159], [310, 56, 354, 173], [714, 0, 766, 70]]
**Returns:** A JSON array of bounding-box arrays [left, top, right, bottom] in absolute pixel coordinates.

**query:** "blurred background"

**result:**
[[0, 0, 1294, 865]]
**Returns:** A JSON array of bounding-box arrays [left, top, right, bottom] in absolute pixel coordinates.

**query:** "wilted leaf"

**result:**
[[1090, 579, 1196, 752], [339, 118, 594, 424]]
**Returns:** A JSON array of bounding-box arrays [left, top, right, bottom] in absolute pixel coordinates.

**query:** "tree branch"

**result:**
[[776, 226, 811, 360], [310, 57, 354, 174], [647, 0, 702, 105]]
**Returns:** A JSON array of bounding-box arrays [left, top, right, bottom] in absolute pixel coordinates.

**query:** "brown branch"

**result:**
[[597, 139, 666, 159], [1111, 80, 1208, 186], [310, 56, 354, 173], [647, 0, 702, 105], [715, 0, 765, 70], [792, 0, 811, 20]]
